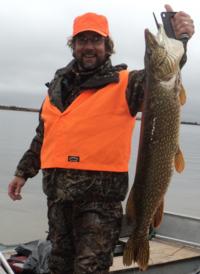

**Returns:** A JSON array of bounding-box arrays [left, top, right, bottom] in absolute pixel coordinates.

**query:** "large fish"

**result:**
[[123, 25, 186, 270]]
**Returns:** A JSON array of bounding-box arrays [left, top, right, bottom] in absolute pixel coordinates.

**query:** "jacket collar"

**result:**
[[47, 58, 127, 111]]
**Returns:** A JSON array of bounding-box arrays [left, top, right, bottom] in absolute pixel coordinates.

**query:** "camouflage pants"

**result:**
[[42, 169, 128, 274]]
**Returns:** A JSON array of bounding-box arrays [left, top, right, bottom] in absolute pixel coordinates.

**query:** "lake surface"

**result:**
[[0, 110, 199, 245]]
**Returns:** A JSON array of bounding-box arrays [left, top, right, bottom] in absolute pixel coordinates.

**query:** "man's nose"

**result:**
[[84, 39, 95, 48]]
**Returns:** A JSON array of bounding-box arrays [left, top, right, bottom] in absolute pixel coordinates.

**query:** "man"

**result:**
[[8, 5, 194, 274]]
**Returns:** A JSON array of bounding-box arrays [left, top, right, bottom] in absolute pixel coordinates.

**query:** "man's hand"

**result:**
[[165, 4, 195, 39], [8, 176, 26, 201]]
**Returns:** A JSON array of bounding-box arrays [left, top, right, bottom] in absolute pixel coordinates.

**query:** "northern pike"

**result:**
[[123, 25, 186, 270]]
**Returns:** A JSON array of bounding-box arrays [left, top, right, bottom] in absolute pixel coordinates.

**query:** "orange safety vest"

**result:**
[[41, 70, 136, 172]]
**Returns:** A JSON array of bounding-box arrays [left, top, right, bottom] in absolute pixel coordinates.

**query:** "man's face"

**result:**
[[73, 31, 107, 71]]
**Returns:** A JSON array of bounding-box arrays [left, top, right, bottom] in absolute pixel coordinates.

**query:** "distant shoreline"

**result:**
[[0, 105, 199, 126], [0, 105, 39, 113]]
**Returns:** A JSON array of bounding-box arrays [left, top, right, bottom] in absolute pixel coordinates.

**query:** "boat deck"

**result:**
[[1, 238, 200, 274], [1, 212, 200, 274], [110, 238, 200, 273], [109, 212, 200, 274]]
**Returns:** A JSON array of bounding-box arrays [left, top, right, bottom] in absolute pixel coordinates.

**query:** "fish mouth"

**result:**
[[145, 28, 153, 41], [145, 28, 159, 52], [145, 28, 155, 40], [145, 25, 184, 78], [144, 27, 168, 72], [145, 25, 169, 48]]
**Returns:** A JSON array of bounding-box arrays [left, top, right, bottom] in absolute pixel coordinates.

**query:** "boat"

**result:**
[[111, 211, 200, 274], [1, 212, 200, 274]]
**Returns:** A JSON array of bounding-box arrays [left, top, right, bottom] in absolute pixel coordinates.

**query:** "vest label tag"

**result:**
[[68, 156, 80, 162]]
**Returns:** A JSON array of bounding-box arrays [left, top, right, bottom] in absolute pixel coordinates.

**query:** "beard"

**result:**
[[73, 51, 106, 71]]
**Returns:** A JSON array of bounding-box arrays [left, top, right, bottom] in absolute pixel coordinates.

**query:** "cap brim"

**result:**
[[73, 28, 108, 37]]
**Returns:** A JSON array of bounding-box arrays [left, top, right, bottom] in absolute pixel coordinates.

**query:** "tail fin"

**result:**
[[123, 236, 150, 271]]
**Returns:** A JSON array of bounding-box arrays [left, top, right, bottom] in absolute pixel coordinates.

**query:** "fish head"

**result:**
[[144, 24, 184, 81]]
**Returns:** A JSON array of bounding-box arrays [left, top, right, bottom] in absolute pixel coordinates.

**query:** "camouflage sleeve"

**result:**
[[14, 109, 44, 180], [126, 69, 146, 117]]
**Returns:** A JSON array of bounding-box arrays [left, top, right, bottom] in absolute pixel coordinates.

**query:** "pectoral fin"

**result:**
[[175, 146, 185, 173], [179, 84, 187, 106]]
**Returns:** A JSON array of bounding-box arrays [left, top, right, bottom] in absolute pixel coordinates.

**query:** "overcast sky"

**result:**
[[0, 0, 199, 120]]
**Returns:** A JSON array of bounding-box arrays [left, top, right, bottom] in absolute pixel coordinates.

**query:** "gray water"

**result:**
[[0, 110, 200, 245]]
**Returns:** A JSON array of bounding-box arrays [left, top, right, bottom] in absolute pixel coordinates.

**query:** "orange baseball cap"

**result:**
[[72, 12, 109, 37]]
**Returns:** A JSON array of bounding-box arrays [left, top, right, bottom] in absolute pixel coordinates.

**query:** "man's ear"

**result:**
[[71, 42, 76, 57]]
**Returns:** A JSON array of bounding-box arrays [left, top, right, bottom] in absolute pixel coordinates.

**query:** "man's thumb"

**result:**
[[165, 4, 174, 12]]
